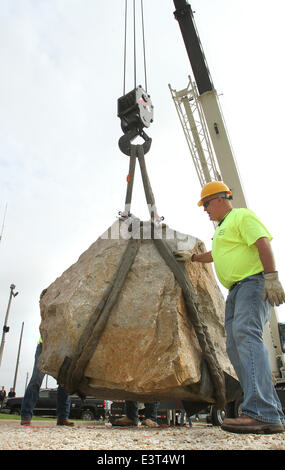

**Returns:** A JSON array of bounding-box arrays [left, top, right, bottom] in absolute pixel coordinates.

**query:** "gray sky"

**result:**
[[1, 0, 285, 396]]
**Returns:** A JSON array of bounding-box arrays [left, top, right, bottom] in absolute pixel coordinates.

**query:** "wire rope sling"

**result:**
[[59, 0, 227, 409]]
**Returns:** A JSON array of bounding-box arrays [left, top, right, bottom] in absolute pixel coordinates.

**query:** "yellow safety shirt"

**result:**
[[211, 208, 272, 290]]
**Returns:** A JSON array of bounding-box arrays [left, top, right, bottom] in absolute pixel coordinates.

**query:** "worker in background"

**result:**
[[104, 400, 112, 420], [113, 401, 159, 427], [174, 181, 285, 434], [179, 409, 193, 427], [20, 337, 74, 427], [8, 388, 16, 398], [0, 386, 6, 409]]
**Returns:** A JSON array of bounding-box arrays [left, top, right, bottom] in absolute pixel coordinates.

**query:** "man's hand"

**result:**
[[264, 272, 285, 306], [173, 250, 194, 262]]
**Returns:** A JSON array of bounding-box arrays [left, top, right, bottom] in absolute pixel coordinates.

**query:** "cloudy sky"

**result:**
[[1, 0, 285, 396]]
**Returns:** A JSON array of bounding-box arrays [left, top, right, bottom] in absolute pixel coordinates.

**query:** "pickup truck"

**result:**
[[4, 388, 106, 420]]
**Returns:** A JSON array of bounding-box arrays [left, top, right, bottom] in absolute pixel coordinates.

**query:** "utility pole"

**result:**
[[13, 321, 24, 392], [0, 284, 19, 367]]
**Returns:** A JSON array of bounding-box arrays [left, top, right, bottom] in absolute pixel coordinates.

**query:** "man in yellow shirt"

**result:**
[[174, 181, 285, 434]]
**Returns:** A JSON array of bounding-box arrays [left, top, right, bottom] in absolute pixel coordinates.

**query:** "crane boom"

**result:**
[[171, 0, 285, 393], [173, 0, 247, 209], [173, 0, 214, 95]]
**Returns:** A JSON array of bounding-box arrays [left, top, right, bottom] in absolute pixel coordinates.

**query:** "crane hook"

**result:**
[[117, 85, 153, 156]]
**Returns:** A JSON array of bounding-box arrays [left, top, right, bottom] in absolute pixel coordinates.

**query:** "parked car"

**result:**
[[4, 388, 106, 420]]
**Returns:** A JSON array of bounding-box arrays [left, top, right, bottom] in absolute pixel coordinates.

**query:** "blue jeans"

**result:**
[[20, 343, 71, 421], [125, 401, 159, 422], [225, 274, 285, 424], [180, 410, 192, 426]]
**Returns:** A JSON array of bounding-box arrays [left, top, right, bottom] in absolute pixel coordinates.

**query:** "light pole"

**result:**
[[0, 284, 19, 367], [13, 321, 24, 391]]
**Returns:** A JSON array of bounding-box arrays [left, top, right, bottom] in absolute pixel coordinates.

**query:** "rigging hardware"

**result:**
[[118, 85, 153, 156], [118, 0, 153, 157], [117, 1, 162, 224]]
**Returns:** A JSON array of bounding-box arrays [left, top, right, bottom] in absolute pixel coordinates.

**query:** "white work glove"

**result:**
[[173, 250, 195, 262], [264, 272, 285, 306]]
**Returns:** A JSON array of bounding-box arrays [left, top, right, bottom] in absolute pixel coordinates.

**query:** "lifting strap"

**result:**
[[58, 143, 226, 409], [58, 237, 141, 396], [58, 1, 226, 407]]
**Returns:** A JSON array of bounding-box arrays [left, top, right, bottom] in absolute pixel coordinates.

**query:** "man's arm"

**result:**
[[173, 250, 213, 263], [255, 237, 285, 306], [255, 237, 275, 273], [192, 251, 213, 263]]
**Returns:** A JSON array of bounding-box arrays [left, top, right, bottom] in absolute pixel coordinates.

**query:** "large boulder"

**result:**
[[38, 219, 236, 404]]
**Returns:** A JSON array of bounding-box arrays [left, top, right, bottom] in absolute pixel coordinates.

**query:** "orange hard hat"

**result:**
[[198, 181, 232, 206]]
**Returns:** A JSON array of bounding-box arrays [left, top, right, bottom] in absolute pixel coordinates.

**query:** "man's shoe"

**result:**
[[57, 419, 74, 426], [113, 417, 138, 427], [221, 414, 284, 434], [20, 418, 31, 426], [141, 419, 158, 428]]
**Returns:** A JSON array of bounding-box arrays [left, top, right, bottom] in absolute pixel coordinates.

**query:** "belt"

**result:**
[[229, 272, 263, 292]]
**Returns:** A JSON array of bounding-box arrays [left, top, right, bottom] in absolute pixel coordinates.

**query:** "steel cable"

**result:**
[[123, 0, 148, 94]]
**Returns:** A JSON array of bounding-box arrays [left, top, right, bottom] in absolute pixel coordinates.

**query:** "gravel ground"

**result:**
[[0, 420, 284, 451]]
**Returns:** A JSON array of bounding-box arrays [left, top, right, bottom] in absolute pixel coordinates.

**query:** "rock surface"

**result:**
[[38, 219, 236, 402]]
